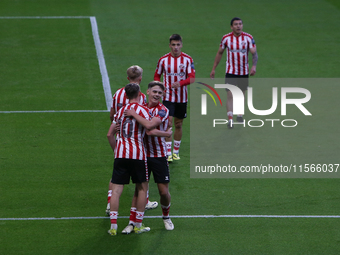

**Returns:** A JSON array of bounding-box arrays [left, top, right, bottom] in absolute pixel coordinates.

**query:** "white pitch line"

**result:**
[[0, 16, 91, 19], [90, 16, 112, 111], [1, 215, 340, 221], [0, 110, 109, 113]]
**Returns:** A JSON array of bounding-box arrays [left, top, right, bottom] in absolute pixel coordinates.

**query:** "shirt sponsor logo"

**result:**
[[230, 49, 247, 54], [158, 109, 166, 118], [166, 72, 186, 77]]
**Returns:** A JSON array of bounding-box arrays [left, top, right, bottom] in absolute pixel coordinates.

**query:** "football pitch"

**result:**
[[0, 0, 340, 254]]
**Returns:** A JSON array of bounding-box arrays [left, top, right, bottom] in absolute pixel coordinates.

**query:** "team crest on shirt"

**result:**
[[158, 109, 166, 118], [179, 64, 185, 69]]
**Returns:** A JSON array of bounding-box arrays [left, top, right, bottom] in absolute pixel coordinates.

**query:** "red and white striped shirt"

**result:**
[[154, 52, 195, 103], [113, 102, 150, 160], [145, 103, 169, 158], [220, 32, 255, 76], [112, 87, 146, 113]]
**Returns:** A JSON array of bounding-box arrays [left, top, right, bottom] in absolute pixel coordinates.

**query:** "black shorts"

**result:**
[[225, 73, 249, 91], [163, 101, 187, 119], [111, 158, 148, 184], [147, 157, 170, 183]]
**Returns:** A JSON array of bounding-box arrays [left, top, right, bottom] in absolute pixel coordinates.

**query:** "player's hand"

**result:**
[[124, 109, 136, 117], [171, 82, 181, 89], [165, 127, 173, 138], [250, 66, 256, 76], [210, 70, 215, 79]]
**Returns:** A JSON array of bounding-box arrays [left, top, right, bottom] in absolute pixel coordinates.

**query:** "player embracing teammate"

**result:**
[[107, 83, 153, 235], [123, 81, 174, 233], [107, 81, 174, 235], [106, 66, 158, 216]]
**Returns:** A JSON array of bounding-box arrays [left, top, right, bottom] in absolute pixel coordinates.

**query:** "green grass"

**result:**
[[0, 0, 339, 254], [2, 218, 340, 255]]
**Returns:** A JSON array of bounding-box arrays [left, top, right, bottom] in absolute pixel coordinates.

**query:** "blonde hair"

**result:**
[[127, 65, 143, 80]]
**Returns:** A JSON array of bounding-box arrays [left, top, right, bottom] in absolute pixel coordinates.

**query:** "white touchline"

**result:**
[[0, 16, 92, 19], [90, 16, 113, 111], [0, 110, 109, 113], [1, 215, 340, 221]]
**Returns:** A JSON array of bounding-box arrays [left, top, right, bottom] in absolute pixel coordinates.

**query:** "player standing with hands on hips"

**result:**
[[210, 17, 258, 128], [154, 34, 195, 162]]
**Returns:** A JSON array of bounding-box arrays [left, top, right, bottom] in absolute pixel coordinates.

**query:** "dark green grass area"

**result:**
[[0, 0, 340, 254], [0, 18, 105, 111], [0, 113, 111, 218], [1, 218, 340, 255]]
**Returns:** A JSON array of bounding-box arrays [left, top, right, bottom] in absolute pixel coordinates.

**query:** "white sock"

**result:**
[[173, 140, 181, 154], [166, 142, 172, 156]]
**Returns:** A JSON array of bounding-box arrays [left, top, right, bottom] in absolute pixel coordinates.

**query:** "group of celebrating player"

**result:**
[[106, 17, 258, 236], [106, 33, 194, 235]]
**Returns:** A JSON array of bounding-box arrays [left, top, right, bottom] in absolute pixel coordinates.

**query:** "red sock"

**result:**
[[129, 207, 136, 225], [173, 140, 181, 154], [161, 203, 171, 218], [107, 190, 112, 204], [135, 211, 144, 227], [227, 111, 233, 120], [166, 142, 172, 156], [110, 211, 118, 229]]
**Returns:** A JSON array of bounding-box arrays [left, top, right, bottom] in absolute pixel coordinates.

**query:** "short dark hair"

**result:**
[[148, 81, 165, 91], [230, 17, 242, 26], [124, 83, 140, 100], [169, 34, 182, 43]]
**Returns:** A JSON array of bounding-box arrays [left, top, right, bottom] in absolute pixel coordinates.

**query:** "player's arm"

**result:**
[[110, 96, 116, 122], [124, 109, 162, 129], [154, 71, 162, 82], [172, 62, 196, 89], [109, 107, 116, 122], [173, 71, 195, 89], [107, 122, 117, 152], [210, 46, 225, 79], [250, 46, 258, 76], [146, 127, 172, 138], [154, 60, 163, 81]]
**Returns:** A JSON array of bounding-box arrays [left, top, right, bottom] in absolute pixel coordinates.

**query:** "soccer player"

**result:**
[[107, 83, 161, 236], [154, 34, 195, 162], [110, 65, 146, 121], [122, 81, 174, 233], [106, 65, 158, 215], [210, 17, 258, 128]]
